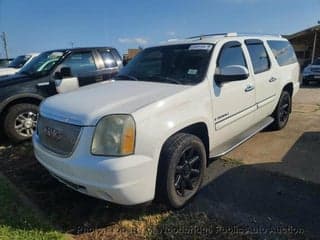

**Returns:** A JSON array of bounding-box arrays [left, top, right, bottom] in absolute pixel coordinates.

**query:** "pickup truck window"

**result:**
[[116, 44, 214, 85], [246, 41, 270, 74], [217, 43, 247, 69], [63, 52, 97, 76], [267, 40, 297, 66], [99, 50, 117, 68], [19, 51, 65, 76]]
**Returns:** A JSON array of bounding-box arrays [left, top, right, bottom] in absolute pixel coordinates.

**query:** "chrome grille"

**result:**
[[37, 116, 81, 156]]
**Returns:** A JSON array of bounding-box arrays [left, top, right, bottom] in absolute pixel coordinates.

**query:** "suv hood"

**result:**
[[41, 80, 190, 126]]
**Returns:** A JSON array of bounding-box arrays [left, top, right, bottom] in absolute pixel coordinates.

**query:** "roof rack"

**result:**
[[186, 32, 282, 40], [236, 32, 282, 38]]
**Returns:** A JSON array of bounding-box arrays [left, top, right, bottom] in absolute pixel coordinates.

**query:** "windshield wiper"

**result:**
[[114, 74, 139, 81], [149, 75, 182, 85]]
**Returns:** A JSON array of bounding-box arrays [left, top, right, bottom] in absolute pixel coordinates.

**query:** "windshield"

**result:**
[[8, 55, 32, 68], [116, 44, 214, 85], [19, 51, 65, 76]]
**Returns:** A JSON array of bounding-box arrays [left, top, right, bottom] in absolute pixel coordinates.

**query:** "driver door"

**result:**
[[211, 41, 256, 147], [53, 51, 98, 93]]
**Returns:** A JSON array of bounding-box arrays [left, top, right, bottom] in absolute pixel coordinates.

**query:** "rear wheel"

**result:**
[[3, 103, 39, 143], [270, 91, 291, 130], [156, 133, 206, 208]]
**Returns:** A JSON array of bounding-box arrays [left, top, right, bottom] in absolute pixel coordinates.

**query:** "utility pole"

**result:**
[[1, 32, 9, 59]]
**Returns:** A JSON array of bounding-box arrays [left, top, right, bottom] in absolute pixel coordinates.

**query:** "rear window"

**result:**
[[267, 40, 297, 66]]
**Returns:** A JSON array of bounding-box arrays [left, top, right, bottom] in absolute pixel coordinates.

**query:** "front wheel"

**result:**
[[3, 103, 39, 143], [156, 133, 206, 208], [270, 91, 291, 130]]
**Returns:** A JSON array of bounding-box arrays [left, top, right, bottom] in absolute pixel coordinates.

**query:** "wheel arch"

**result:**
[[0, 94, 44, 121], [157, 121, 210, 167]]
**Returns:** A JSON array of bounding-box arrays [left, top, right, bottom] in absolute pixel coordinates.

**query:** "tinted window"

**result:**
[[117, 44, 214, 85], [246, 42, 270, 74], [8, 55, 31, 68], [267, 40, 297, 66], [217, 43, 247, 69], [63, 52, 97, 76], [100, 50, 117, 68]]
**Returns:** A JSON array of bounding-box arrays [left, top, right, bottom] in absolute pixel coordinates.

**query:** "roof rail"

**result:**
[[236, 32, 282, 38], [187, 33, 228, 40], [186, 32, 282, 40]]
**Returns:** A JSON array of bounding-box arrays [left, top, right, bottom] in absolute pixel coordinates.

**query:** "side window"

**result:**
[[267, 40, 297, 66], [217, 42, 247, 70], [63, 52, 97, 76], [99, 50, 117, 68], [245, 40, 270, 74]]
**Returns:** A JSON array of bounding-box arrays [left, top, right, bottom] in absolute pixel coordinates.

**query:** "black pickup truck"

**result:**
[[0, 47, 122, 142]]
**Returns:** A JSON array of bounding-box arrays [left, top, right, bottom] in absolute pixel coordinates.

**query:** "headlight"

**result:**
[[91, 115, 135, 156]]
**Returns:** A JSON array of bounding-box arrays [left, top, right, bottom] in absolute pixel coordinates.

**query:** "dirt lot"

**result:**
[[0, 85, 319, 239]]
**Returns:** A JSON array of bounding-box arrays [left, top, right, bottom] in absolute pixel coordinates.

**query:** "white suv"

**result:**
[[33, 33, 300, 208]]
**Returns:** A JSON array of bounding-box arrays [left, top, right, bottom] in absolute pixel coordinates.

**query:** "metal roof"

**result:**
[[284, 25, 320, 40]]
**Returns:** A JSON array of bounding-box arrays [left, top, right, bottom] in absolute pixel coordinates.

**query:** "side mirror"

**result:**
[[215, 65, 249, 83], [54, 67, 72, 79]]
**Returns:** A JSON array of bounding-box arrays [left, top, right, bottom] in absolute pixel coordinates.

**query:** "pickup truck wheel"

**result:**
[[270, 91, 291, 130], [157, 133, 206, 209], [3, 103, 39, 143]]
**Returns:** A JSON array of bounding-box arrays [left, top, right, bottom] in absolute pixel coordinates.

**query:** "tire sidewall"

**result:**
[[276, 91, 291, 129], [165, 135, 206, 208], [3, 103, 39, 142]]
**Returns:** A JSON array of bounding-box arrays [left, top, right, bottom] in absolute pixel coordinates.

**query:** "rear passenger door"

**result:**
[[245, 39, 279, 113], [96, 49, 121, 80]]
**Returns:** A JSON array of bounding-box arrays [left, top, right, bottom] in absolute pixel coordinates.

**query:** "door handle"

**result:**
[[244, 85, 255, 92], [269, 77, 277, 82]]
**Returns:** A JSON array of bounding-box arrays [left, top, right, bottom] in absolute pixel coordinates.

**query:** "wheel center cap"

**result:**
[[182, 164, 191, 176], [24, 119, 33, 129]]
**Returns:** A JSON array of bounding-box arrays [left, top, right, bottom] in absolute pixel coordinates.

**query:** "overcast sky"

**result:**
[[0, 0, 319, 57]]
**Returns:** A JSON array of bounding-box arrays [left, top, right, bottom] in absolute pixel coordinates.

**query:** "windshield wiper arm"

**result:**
[[114, 74, 139, 81], [149, 75, 182, 85]]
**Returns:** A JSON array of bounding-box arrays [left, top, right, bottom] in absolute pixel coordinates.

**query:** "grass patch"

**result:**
[[0, 174, 68, 240], [221, 156, 244, 166]]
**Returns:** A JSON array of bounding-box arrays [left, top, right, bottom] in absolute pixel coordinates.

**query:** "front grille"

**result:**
[[311, 67, 320, 73], [37, 116, 81, 156]]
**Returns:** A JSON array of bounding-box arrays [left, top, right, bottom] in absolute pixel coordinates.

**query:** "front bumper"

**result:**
[[32, 128, 156, 205]]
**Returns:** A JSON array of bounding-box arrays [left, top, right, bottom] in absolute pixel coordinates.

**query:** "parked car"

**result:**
[[0, 58, 13, 67], [33, 33, 300, 208], [0, 53, 39, 77], [302, 58, 320, 85], [0, 47, 122, 142]]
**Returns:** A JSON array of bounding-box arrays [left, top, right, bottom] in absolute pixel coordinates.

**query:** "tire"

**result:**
[[3, 103, 39, 143], [156, 133, 206, 209], [270, 91, 291, 130]]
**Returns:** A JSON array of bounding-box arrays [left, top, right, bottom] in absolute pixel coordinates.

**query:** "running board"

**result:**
[[210, 116, 274, 158]]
